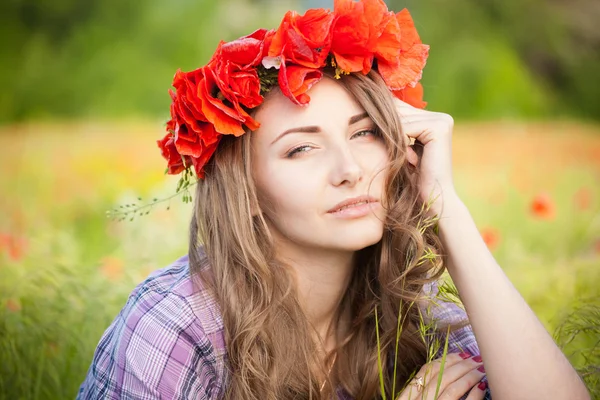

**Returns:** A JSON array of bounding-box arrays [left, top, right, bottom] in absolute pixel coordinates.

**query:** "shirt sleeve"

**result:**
[[76, 281, 223, 400], [422, 280, 492, 400]]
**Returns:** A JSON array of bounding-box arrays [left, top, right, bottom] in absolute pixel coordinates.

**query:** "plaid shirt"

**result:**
[[77, 254, 491, 399]]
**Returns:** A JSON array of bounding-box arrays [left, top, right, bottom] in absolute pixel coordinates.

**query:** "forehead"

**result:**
[[253, 77, 365, 139]]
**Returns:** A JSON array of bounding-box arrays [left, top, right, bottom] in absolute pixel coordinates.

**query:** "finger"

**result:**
[[406, 146, 419, 167], [396, 375, 426, 400], [399, 114, 454, 144], [436, 368, 486, 400], [420, 356, 484, 400], [398, 354, 473, 400], [412, 354, 470, 398], [465, 380, 488, 400], [416, 353, 472, 381], [396, 354, 467, 400]]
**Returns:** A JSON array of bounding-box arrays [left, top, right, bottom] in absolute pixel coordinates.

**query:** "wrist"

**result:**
[[424, 186, 462, 218], [437, 190, 466, 219]]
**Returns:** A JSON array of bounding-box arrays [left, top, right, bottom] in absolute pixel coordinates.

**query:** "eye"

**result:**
[[351, 128, 379, 139], [285, 145, 313, 158]]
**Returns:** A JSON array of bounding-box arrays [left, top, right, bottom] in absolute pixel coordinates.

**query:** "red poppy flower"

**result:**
[[392, 82, 426, 109], [377, 8, 429, 91], [331, 0, 400, 74], [269, 8, 335, 69], [162, 79, 222, 174], [171, 69, 207, 132], [209, 42, 264, 110], [530, 192, 556, 220], [196, 65, 260, 136]]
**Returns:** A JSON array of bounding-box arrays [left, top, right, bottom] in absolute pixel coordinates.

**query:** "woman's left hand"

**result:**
[[395, 98, 458, 216]]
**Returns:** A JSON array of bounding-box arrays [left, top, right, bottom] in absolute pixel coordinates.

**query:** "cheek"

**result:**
[[255, 162, 318, 220], [362, 142, 390, 175]]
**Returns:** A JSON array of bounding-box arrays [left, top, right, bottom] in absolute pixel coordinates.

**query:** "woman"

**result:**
[[78, 1, 590, 399]]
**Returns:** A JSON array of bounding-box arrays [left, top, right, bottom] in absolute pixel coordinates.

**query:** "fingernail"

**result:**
[[477, 381, 488, 391], [472, 355, 483, 363], [477, 365, 485, 373], [458, 352, 471, 359]]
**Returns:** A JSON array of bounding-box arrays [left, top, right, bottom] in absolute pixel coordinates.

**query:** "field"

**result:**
[[1, 120, 599, 398]]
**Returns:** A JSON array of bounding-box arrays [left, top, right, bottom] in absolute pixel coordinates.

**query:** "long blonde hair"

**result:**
[[189, 70, 452, 399]]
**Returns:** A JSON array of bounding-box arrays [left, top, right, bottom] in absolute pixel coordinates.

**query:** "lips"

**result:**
[[327, 195, 379, 213]]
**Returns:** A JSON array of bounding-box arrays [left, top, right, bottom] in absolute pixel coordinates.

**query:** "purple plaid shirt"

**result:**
[[77, 254, 491, 399]]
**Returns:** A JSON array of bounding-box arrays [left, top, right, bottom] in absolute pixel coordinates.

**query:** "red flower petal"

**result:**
[[392, 82, 427, 109], [269, 9, 334, 68], [175, 122, 219, 157], [376, 8, 429, 90], [197, 67, 251, 136], [278, 62, 323, 105], [396, 8, 422, 49], [157, 132, 190, 175], [373, 11, 401, 62], [190, 136, 221, 178], [378, 43, 429, 90], [331, 0, 374, 73], [219, 29, 274, 68], [171, 69, 207, 133], [332, 0, 400, 75]]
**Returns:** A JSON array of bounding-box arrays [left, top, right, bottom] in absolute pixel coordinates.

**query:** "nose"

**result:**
[[330, 146, 363, 187]]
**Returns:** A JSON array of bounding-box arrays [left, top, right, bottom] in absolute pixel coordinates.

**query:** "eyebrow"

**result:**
[[270, 112, 370, 145]]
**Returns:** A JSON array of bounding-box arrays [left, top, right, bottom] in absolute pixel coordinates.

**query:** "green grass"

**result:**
[[0, 120, 599, 399]]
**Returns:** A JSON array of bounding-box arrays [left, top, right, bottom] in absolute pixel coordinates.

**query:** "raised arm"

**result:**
[[396, 96, 590, 399], [436, 194, 590, 399]]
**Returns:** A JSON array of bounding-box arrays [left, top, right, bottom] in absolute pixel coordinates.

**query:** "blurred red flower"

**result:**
[[0, 233, 27, 261], [6, 298, 21, 312], [530, 192, 556, 220], [480, 227, 501, 251]]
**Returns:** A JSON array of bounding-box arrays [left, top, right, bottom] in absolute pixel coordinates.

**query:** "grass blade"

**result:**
[[375, 305, 387, 400], [433, 326, 451, 399]]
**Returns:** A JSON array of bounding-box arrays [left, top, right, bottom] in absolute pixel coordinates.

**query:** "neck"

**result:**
[[275, 241, 355, 353]]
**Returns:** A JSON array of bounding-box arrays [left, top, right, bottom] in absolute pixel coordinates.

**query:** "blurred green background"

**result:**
[[0, 0, 599, 398]]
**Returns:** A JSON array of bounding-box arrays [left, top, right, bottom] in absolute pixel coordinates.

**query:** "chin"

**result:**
[[335, 225, 384, 252]]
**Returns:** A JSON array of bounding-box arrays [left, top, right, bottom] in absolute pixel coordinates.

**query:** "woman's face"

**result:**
[[251, 77, 390, 254]]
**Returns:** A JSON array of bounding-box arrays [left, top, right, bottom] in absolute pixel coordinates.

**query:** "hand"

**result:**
[[395, 99, 458, 217], [396, 353, 487, 400]]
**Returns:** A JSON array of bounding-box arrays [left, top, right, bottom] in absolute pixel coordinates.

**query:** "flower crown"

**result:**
[[157, 0, 429, 183]]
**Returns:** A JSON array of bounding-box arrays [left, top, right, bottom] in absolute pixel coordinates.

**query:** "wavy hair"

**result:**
[[189, 69, 459, 399]]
